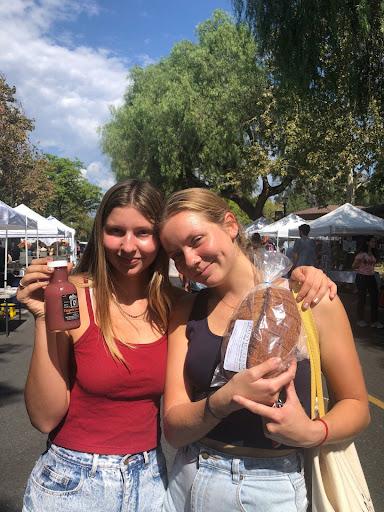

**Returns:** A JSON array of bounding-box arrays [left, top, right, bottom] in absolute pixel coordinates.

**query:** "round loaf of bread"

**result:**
[[221, 285, 301, 379]]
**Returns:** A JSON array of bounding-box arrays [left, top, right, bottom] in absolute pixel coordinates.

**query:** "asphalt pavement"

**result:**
[[0, 291, 383, 512]]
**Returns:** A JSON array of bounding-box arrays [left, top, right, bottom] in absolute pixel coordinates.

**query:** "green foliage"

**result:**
[[102, 9, 383, 218], [43, 154, 102, 238], [0, 75, 54, 209], [233, 0, 384, 114], [102, 10, 267, 217], [226, 199, 251, 225], [262, 199, 281, 220]]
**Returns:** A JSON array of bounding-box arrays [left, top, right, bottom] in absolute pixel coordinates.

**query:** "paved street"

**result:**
[[0, 292, 383, 512]]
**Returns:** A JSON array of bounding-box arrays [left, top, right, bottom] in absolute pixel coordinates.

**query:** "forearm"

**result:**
[[24, 318, 70, 433], [321, 398, 370, 446], [164, 388, 236, 448]]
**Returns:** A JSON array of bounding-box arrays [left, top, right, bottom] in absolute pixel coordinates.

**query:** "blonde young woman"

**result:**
[[18, 180, 336, 512], [159, 188, 370, 512]]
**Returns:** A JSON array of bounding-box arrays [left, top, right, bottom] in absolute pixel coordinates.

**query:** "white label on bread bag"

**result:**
[[223, 319, 253, 372]]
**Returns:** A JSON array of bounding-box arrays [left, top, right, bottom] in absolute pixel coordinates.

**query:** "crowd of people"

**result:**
[[15, 181, 372, 511], [250, 224, 384, 330]]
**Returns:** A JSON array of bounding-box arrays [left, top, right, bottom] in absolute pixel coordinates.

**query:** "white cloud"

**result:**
[[83, 160, 116, 192], [0, 0, 127, 191]]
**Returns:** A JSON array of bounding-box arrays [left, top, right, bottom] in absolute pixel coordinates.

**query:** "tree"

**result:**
[[43, 155, 102, 238], [233, 1, 384, 115], [102, 11, 270, 218], [0, 75, 54, 208], [102, 10, 382, 218]]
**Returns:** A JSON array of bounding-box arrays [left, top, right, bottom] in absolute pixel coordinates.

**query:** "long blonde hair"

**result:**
[[161, 188, 250, 255], [76, 180, 171, 363]]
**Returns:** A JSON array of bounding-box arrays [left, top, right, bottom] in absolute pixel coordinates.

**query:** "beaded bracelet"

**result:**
[[313, 418, 329, 446], [205, 391, 227, 420]]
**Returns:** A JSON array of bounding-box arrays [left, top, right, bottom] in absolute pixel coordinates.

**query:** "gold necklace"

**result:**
[[113, 296, 148, 320], [120, 307, 147, 319], [219, 298, 239, 310]]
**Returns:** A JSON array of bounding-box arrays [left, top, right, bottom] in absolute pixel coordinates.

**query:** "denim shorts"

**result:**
[[23, 443, 167, 512], [163, 442, 307, 512]]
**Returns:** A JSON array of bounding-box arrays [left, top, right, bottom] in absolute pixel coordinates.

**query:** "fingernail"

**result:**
[[312, 297, 319, 304], [303, 302, 309, 310]]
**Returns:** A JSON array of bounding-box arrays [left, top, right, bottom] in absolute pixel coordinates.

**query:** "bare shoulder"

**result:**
[[169, 290, 198, 330], [310, 294, 353, 350], [69, 272, 89, 288], [310, 293, 345, 322]]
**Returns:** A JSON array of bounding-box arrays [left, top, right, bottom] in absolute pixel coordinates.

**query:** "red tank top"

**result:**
[[50, 287, 167, 455]]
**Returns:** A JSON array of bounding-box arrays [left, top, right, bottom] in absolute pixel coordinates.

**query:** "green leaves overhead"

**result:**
[[233, 0, 384, 114], [102, 11, 265, 207]]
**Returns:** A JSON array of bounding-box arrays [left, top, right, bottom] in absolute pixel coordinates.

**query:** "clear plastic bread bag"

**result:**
[[210, 250, 307, 388]]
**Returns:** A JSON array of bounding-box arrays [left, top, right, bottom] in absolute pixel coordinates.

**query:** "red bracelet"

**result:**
[[314, 418, 329, 446]]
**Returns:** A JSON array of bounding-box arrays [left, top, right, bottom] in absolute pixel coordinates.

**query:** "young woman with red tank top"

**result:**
[[17, 181, 176, 512], [159, 188, 370, 512], [17, 180, 338, 512]]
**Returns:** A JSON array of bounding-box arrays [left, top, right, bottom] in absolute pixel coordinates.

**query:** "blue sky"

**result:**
[[0, 0, 232, 192]]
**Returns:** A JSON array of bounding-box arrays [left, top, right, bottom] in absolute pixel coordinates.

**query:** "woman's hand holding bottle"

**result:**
[[16, 258, 73, 319]]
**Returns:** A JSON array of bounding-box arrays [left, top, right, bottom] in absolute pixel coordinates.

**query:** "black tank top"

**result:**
[[185, 289, 311, 449]]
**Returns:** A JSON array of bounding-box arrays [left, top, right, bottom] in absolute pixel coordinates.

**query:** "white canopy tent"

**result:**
[[289, 203, 384, 237], [47, 216, 76, 262], [245, 217, 270, 236], [258, 213, 305, 239], [13, 204, 66, 249], [0, 200, 38, 285]]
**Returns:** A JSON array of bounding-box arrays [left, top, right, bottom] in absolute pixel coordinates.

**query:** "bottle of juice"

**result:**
[[45, 260, 80, 332]]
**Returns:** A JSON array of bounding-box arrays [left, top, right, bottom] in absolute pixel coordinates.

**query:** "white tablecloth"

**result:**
[[0, 287, 18, 300]]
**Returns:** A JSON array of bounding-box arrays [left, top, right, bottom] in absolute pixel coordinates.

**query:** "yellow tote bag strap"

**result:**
[[293, 293, 325, 419]]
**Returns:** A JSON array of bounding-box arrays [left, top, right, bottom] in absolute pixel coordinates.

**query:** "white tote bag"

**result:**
[[298, 305, 374, 512]]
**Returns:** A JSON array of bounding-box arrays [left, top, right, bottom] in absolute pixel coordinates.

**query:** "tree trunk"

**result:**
[[346, 168, 355, 204], [225, 175, 292, 220]]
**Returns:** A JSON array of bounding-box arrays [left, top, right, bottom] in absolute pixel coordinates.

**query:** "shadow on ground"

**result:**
[[0, 381, 24, 407], [0, 318, 26, 335], [0, 497, 22, 512], [0, 342, 28, 364]]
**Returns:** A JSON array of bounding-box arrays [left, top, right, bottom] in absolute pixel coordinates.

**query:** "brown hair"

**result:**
[[76, 180, 171, 363], [161, 188, 250, 255]]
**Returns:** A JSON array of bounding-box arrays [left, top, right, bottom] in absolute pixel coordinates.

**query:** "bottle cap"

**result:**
[[47, 260, 68, 268]]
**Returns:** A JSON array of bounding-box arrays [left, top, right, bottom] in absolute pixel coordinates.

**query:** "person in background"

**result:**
[[250, 232, 266, 257], [352, 237, 383, 329], [292, 224, 317, 268]]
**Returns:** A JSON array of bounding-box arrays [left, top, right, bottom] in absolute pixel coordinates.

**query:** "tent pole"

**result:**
[[25, 216, 29, 268], [37, 226, 40, 258], [4, 227, 8, 288]]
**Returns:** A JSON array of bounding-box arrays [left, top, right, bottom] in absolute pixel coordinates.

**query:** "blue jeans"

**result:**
[[163, 442, 307, 512], [23, 443, 167, 512]]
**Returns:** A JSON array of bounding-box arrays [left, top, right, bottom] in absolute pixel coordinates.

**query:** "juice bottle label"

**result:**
[[61, 293, 80, 321]]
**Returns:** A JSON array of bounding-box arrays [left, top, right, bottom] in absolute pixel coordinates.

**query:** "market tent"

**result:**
[[0, 200, 37, 231], [258, 214, 305, 238], [290, 203, 384, 237], [47, 216, 76, 261], [0, 200, 38, 284], [245, 217, 270, 236], [13, 204, 65, 245]]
